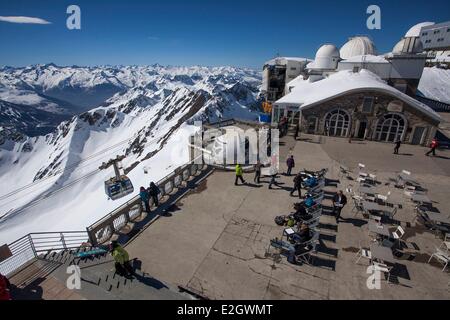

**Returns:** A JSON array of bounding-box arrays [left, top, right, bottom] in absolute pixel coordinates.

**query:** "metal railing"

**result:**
[[0, 231, 88, 277], [86, 160, 208, 246], [416, 95, 450, 113]]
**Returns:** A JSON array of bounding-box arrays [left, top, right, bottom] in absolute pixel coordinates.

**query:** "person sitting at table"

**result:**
[[303, 176, 318, 188], [291, 223, 312, 244], [293, 203, 312, 222], [303, 194, 316, 208]]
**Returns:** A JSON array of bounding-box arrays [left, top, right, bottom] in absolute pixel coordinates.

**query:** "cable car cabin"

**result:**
[[105, 175, 134, 200]]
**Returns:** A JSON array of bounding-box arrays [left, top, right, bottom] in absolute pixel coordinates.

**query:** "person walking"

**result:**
[[139, 186, 150, 213], [235, 164, 246, 185], [254, 160, 262, 184], [290, 172, 302, 198], [148, 182, 161, 207], [294, 123, 300, 140], [268, 173, 279, 189], [333, 190, 347, 224], [425, 138, 439, 157], [394, 139, 401, 155], [110, 241, 134, 277], [0, 273, 11, 301], [286, 155, 295, 176]]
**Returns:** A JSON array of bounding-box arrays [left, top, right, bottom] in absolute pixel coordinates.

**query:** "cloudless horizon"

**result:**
[[1, 0, 449, 69]]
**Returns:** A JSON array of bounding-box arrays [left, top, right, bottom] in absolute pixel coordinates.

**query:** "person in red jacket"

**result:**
[[426, 138, 439, 157], [0, 273, 11, 300]]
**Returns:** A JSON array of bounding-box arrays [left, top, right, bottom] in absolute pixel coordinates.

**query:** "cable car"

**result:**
[[100, 156, 134, 200]]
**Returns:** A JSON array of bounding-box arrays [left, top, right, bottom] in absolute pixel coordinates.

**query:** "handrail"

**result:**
[[0, 231, 88, 277], [85, 155, 208, 246]]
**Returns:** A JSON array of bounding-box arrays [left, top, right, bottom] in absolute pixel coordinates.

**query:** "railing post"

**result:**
[[28, 234, 37, 258], [86, 227, 98, 247]]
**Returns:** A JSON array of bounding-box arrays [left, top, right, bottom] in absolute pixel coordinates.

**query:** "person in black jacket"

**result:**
[[290, 172, 302, 198], [148, 182, 161, 207], [333, 190, 347, 224]]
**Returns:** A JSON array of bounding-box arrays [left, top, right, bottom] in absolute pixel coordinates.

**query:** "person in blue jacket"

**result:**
[[139, 186, 150, 213]]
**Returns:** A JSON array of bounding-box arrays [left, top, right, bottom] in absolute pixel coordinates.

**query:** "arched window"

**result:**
[[375, 113, 406, 142], [324, 109, 351, 137]]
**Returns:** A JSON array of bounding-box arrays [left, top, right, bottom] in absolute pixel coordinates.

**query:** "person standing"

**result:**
[[139, 186, 150, 213], [254, 160, 262, 184], [235, 164, 246, 185], [294, 123, 300, 140], [148, 182, 161, 207], [425, 138, 439, 157], [333, 190, 347, 224], [110, 241, 134, 277], [0, 273, 11, 301], [268, 173, 278, 189], [290, 172, 302, 199], [394, 139, 401, 155], [286, 155, 295, 176]]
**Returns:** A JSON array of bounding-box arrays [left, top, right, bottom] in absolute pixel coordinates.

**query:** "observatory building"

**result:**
[[264, 22, 443, 146]]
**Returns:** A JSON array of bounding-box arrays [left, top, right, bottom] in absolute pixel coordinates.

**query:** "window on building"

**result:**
[[353, 66, 360, 73], [422, 32, 428, 36], [324, 109, 351, 137], [375, 113, 406, 142], [290, 67, 297, 71], [362, 97, 374, 114]]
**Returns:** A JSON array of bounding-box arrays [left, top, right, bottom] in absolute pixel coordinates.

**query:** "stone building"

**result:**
[[274, 69, 441, 146]]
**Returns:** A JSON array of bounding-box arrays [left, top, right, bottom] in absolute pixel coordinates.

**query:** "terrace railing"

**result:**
[[416, 95, 450, 113], [0, 231, 89, 277], [86, 159, 208, 246]]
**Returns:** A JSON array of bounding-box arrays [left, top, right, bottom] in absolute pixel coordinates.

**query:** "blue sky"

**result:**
[[0, 0, 449, 69]]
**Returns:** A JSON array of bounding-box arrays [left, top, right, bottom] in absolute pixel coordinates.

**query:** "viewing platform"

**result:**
[[2, 124, 450, 300]]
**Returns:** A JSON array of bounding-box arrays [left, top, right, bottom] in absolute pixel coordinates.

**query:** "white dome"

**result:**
[[313, 44, 340, 70], [340, 36, 377, 59], [392, 39, 405, 54], [405, 22, 434, 38]]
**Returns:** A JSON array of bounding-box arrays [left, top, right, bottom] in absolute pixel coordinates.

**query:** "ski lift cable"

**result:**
[[0, 168, 101, 222], [0, 133, 163, 201]]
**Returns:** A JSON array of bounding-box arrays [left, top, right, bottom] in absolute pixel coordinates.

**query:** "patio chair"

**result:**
[[294, 239, 319, 265], [383, 226, 406, 248], [373, 262, 393, 284], [376, 191, 391, 205], [352, 196, 365, 217], [439, 234, 450, 255], [310, 191, 325, 204], [428, 247, 450, 272], [355, 242, 372, 265], [339, 165, 351, 179]]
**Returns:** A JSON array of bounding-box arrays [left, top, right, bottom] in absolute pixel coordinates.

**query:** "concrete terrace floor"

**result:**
[[125, 132, 450, 300]]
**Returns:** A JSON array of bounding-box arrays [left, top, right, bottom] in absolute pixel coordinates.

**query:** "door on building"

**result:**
[[357, 121, 367, 139], [411, 127, 426, 145]]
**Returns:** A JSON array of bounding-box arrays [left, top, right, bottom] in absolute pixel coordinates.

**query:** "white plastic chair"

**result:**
[[373, 262, 393, 283], [428, 248, 450, 272], [355, 242, 372, 265]]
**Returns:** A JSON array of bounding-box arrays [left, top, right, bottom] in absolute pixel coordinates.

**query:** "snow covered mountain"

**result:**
[[0, 65, 262, 244], [418, 67, 450, 104]]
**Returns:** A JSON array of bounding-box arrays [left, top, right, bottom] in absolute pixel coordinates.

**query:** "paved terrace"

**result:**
[[124, 132, 450, 300], [8, 128, 450, 300]]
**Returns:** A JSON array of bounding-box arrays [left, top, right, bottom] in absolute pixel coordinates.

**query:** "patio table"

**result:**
[[370, 243, 396, 264]]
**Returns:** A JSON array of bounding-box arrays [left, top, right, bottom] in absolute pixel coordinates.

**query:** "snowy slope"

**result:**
[[418, 67, 450, 104], [0, 65, 262, 244]]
